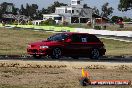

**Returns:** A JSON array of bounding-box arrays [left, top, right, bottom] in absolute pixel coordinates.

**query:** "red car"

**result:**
[[27, 32, 106, 59]]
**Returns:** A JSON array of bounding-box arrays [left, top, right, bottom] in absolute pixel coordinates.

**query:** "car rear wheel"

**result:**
[[33, 55, 42, 59], [90, 49, 100, 60], [51, 48, 62, 59]]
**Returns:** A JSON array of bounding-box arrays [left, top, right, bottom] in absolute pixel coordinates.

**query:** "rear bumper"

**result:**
[[99, 49, 106, 56]]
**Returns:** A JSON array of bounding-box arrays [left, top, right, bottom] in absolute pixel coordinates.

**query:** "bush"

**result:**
[[94, 26, 101, 30], [40, 18, 56, 26], [27, 21, 33, 25], [13, 20, 18, 25]]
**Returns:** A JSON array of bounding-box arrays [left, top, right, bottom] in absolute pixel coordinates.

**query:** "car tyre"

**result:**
[[33, 55, 42, 59], [51, 48, 62, 59], [90, 49, 100, 60]]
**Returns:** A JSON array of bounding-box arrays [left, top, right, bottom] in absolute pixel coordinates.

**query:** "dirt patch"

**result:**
[[0, 60, 132, 88], [0, 61, 67, 68]]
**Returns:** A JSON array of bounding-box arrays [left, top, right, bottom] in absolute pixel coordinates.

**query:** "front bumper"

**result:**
[[27, 48, 50, 56]]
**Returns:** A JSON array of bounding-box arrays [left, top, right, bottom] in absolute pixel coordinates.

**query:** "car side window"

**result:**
[[47, 33, 69, 41], [71, 34, 81, 42], [87, 35, 100, 42], [81, 34, 87, 42], [81, 38, 87, 42]]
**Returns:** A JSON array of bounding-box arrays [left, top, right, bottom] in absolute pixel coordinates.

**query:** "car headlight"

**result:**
[[28, 45, 31, 48], [40, 46, 49, 49]]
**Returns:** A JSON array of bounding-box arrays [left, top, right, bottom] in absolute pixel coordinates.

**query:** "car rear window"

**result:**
[[71, 34, 101, 43]]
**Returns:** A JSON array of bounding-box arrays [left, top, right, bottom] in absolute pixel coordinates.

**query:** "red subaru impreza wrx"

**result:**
[[27, 32, 106, 59]]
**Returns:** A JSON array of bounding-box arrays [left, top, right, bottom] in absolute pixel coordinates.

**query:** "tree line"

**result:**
[[0, 1, 67, 20], [0, 0, 132, 22]]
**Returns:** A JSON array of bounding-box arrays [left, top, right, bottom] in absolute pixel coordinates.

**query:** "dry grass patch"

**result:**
[[101, 39, 132, 56], [0, 28, 53, 55], [106, 24, 132, 31], [0, 67, 132, 88]]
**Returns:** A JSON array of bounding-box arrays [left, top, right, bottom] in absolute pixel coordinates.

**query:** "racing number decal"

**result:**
[[81, 38, 87, 42]]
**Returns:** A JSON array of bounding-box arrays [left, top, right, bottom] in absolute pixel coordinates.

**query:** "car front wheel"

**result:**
[[90, 49, 100, 60], [51, 48, 62, 59]]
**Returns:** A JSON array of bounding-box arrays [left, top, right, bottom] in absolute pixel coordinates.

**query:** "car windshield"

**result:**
[[47, 33, 69, 41]]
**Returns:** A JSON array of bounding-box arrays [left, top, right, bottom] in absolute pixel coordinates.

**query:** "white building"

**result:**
[[32, 20, 43, 25], [43, 0, 93, 24]]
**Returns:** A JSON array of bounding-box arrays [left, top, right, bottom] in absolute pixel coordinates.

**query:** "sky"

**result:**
[[0, 0, 132, 18]]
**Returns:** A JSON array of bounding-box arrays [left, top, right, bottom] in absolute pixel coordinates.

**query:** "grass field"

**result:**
[[0, 27, 132, 56]]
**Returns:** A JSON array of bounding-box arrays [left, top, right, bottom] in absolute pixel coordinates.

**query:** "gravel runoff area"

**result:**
[[0, 60, 132, 88]]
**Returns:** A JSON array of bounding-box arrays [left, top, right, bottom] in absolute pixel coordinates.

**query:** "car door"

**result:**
[[64, 34, 82, 56], [85, 34, 101, 55], [79, 34, 89, 56]]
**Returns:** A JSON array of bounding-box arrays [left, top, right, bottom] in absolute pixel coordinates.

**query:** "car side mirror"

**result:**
[[65, 39, 72, 43], [47, 37, 51, 41]]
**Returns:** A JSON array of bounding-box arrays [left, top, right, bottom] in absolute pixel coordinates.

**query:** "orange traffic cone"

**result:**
[[80, 69, 91, 86]]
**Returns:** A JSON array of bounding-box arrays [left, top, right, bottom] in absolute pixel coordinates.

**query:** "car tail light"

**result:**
[[101, 45, 105, 49]]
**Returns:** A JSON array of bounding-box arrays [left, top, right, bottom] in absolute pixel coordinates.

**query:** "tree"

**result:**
[[83, 4, 91, 8], [47, 1, 67, 14], [30, 4, 38, 19], [0, 2, 8, 14], [111, 16, 119, 23], [92, 6, 100, 15], [101, 2, 114, 18], [41, 8, 48, 14], [21, 3, 39, 19], [0, 1, 68, 20], [12, 7, 19, 15], [0, 2, 18, 18], [35, 10, 43, 20], [118, 0, 132, 11], [111, 16, 123, 23], [19, 4, 25, 15], [25, 3, 30, 16]]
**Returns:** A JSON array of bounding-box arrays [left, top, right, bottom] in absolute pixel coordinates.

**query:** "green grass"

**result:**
[[0, 27, 132, 56], [0, 24, 76, 32]]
